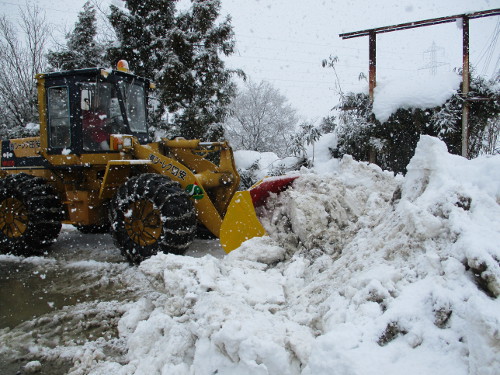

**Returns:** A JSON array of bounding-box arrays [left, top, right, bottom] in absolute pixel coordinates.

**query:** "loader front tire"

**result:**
[[110, 174, 196, 264], [0, 173, 63, 255]]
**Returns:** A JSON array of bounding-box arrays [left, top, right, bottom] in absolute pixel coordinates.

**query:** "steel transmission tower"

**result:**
[[420, 41, 449, 75]]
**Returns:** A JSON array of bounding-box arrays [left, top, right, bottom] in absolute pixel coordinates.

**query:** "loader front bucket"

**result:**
[[219, 190, 267, 253], [219, 175, 298, 253]]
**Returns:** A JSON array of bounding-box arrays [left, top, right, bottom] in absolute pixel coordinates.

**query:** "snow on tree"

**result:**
[[334, 93, 378, 163], [224, 80, 299, 157], [334, 73, 499, 173], [431, 74, 500, 158], [0, 5, 50, 138], [47, 1, 107, 71], [108, 0, 177, 76], [108, 0, 241, 140], [318, 115, 337, 134]]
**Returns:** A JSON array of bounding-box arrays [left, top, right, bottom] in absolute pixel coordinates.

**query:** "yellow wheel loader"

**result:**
[[0, 65, 296, 263]]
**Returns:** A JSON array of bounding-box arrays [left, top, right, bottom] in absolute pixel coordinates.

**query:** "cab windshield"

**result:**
[[80, 81, 122, 151], [117, 80, 148, 133]]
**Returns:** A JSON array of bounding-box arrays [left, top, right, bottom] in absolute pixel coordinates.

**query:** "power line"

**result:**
[[236, 33, 419, 56], [230, 54, 418, 72], [476, 18, 500, 76], [234, 42, 369, 62]]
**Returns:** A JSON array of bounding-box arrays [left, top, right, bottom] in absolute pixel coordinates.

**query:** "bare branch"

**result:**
[[0, 2, 50, 132], [224, 79, 299, 156]]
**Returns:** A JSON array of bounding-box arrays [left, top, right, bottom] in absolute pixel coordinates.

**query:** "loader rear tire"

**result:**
[[110, 174, 196, 264], [0, 173, 63, 255]]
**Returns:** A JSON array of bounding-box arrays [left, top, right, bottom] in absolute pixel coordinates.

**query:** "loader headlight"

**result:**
[[123, 137, 133, 149], [110, 135, 133, 151]]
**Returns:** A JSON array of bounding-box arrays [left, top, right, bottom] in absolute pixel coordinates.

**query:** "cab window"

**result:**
[[47, 86, 71, 149]]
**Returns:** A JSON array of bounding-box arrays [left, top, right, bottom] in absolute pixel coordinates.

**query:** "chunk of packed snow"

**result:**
[[25, 123, 40, 132], [23, 360, 42, 373]]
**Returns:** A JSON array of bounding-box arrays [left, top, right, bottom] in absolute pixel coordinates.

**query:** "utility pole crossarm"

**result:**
[[339, 8, 500, 39]]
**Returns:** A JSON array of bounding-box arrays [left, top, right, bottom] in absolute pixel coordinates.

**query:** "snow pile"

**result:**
[[71, 135, 500, 375], [372, 72, 462, 123]]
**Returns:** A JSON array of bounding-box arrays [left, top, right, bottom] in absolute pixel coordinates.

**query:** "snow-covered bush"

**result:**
[[334, 72, 500, 173], [234, 150, 302, 189]]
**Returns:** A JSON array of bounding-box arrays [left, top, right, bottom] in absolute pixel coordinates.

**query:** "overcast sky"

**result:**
[[1, 0, 499, 121]]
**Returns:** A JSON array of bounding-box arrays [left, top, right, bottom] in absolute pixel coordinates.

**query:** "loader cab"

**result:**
[[37, 67, 151, 154]]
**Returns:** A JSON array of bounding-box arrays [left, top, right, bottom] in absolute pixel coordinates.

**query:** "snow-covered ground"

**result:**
[[2, 135, 498, 375]]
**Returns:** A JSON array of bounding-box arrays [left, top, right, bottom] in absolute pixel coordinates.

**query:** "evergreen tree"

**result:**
[[108, 0, 177, 76], [109, 0, 241, 140], [47, 1, 106, 70]]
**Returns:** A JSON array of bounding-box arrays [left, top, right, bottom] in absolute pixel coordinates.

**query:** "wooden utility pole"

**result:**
[[368, 31, 377, 101], [368, 31, 377, 163], [461, 16, 470, 158], [340, 8, 500, 159]]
